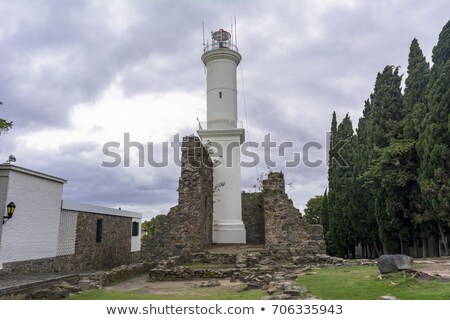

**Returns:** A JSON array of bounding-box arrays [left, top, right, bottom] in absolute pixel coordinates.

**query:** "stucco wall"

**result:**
[[57, 210, 78, 256], [0, 169, 64, 264], [0, 176, 9, 269], [131, 217, 141, 252]]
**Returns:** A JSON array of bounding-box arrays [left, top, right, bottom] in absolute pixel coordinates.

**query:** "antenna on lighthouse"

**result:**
[[230, 18, 233, 45], [202, 21, 206, 50], [234, 16, 237, 47]]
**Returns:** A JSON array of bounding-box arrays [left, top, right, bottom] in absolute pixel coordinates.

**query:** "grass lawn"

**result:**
[[296, 265, 450, 300]]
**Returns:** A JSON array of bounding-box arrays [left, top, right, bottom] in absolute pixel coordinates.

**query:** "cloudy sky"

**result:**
[[0, 0, 448, 220]]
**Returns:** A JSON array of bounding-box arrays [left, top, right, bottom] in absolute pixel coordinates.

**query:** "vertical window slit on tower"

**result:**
[[219, 91, 222, 98]]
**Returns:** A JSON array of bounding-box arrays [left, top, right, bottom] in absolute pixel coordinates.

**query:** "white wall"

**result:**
[[57, 209, 78, 256], [0, 176, 9, 269], [131, 217, 141, 252], [0, 169, 64, 264]]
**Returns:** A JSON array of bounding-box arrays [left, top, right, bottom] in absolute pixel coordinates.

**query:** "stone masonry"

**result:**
[[262, 172, 326, 254], [141, 136, 214, 260]]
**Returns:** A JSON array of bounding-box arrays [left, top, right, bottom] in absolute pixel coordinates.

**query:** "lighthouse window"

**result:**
[[219, 92, 222, 99]]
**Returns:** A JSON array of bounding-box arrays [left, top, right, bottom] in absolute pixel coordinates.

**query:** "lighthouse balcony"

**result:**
[[203, 41, 239, 53], [198, 120, 243, 130]]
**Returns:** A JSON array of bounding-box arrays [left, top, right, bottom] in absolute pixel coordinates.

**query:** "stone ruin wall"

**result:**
[[141, 136, 214, 260], [141, 137, 325, 260], [262, 172, 326, 255]]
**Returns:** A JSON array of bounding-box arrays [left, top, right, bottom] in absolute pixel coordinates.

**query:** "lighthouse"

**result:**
[[197, 29, 246, 244]]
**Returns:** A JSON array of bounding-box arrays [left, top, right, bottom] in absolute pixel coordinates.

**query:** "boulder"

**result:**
[[377, 255, 413, 274]]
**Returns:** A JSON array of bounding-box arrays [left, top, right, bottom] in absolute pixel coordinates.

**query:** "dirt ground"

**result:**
[[413, 257, 450, 278], [104, 256, 450, 295], [105, 275, 243, 295]]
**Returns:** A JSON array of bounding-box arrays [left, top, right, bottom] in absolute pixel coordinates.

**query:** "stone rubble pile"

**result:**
[[146, 253, 377, 300]]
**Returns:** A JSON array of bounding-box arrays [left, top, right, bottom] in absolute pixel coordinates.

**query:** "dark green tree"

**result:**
[[403, 39, 430, 115], [320, 189, 329, 234], [416, 21, 450, 255], [328, 114, 357, 258], [365, 66, 408, 253], [303, 195, 323, 225], [416, 21, 450, 256], [0, 102, 13, 135], [367, 66, 404, 147], [400, 38, 430, 255], [141, 214, 166, 242], [431, 20, 450, 66]]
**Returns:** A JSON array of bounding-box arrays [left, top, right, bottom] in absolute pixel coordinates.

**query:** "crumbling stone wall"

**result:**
[[141, 136, 214, 260], [241, 192, 265, 244], [141, 140, 325, 260], [263, 172, 326, 254]]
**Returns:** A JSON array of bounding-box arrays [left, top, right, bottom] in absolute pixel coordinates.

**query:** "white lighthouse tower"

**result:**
[[197, 29, 246, 244]]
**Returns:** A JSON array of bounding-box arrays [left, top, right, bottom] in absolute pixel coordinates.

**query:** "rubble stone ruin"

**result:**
[[141, 136, 326, 261]]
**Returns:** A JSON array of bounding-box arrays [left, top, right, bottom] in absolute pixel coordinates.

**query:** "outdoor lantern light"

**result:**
[[3, 202, 16, 224]]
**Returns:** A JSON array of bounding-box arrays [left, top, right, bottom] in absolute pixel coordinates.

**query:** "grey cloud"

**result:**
[[2, 0, 450, 216]]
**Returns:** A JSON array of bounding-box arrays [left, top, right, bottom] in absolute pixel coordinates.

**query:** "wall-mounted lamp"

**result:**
[[3, 202, 16, 224]]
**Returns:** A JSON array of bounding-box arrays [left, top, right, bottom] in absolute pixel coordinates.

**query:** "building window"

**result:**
[[219, 91, 222, 99], [96, 219, 103, 243], [132, 221, 139, 237]]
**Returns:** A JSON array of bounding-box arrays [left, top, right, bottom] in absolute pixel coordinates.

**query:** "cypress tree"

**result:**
[[328, 114, 357, 258], [403, 39, 430, 115], [417, 21, 450, 256], [363, 66, 407, 253], [400, 38, 430, 255], [368, 66, 405, 147]]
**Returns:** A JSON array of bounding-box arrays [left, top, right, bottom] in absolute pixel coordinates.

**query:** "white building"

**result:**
[[0, 164, 141, 271]]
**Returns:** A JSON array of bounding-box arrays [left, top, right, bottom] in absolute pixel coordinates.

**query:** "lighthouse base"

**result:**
[[213, 220, 246, 244]]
